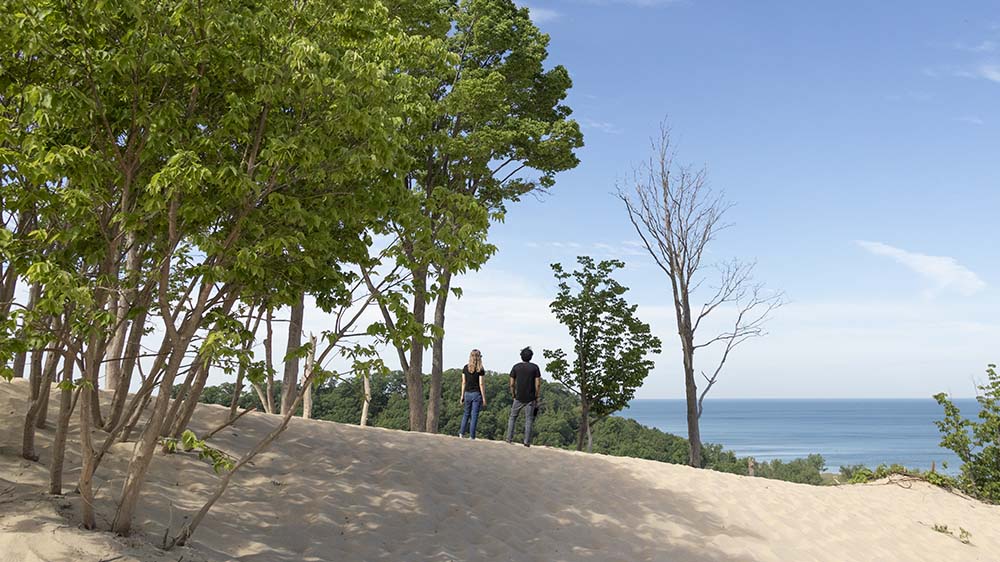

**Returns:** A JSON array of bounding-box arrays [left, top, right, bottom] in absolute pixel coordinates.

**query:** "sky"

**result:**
[[279, 1, 1000, 400]]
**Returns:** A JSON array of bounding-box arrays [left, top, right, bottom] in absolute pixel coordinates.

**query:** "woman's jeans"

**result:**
[[459, 391, 483, 439]]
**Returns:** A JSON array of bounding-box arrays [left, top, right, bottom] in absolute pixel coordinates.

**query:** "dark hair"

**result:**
[[520, 347, 533, 361]]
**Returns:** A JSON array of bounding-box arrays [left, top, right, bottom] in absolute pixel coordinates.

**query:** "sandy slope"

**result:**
[[2, 379, 999, 562]]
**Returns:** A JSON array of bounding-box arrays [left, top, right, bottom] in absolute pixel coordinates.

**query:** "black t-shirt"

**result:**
[[510, 361, 541, 402], [463, 366, 484, 393]]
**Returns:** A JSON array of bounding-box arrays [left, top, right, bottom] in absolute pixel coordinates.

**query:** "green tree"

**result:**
[[376, 0, 584, 433], [935, 363, 1000, 502], [544, 256, 662, 451]]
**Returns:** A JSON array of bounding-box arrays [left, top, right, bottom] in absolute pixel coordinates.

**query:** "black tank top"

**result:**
[[463, 366, 484, 392]]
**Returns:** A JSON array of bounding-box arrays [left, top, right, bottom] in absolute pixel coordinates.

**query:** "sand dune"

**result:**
[[1, 379, 998, 561]]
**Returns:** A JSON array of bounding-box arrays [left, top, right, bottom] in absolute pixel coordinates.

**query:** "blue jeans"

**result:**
[[459, 391, 483, 439]]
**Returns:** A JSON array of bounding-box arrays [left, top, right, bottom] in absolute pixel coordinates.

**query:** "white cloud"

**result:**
[[856, 240, 986, 296], [580, 118, 623, 135], [522, 5, 560, 23], [525, 240, 650, 257], [975, 64, 1000, 83], [954, 40, 997, 53], [956, 115, 986, 126]]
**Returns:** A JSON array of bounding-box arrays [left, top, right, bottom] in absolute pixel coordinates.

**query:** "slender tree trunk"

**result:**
[[11, 350, 26, 380], [426, 270, 451, 433], [264, 307, 275, 414], [230, 304, 264, 420], [34, 350, 60, 429], [112, 269, 215, 535], [0, 258, 18, 318], [112, 340, 190, 535], [21, 347, 52, 461], [577, 396, 590, 452], [360, 372, 371, 427], [104, 307, 149, 431], [162, 359, 204, 438], [406, 266, 428, 431], [281, 293, 304, 416], [49, 351, 76, 495], [79, 355, 97, 530], [120, 388, 153, 443], [682, 333, 701, 467], [301, 334, 316, 419], [88, 376, 104, 429], [229, 364, 246, 421], [106, 232, 140, 393]]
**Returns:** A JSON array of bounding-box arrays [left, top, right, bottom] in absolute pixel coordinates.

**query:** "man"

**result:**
[[505, 346, 541, 447]]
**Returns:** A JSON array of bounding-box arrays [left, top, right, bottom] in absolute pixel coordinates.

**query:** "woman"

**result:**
[[458, 349, 487, 439]]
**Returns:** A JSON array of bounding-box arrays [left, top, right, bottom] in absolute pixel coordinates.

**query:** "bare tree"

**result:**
[[618, 125, 784, 467]]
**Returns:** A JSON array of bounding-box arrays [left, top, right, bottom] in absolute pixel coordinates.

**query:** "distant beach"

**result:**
[[621, 398, 979, 471]]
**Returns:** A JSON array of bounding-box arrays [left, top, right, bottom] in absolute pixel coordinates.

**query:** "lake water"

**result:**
[[620, 398, 980, 472]]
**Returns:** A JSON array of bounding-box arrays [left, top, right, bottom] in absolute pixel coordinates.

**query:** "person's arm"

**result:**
[[509, 369, 516, 399], [460, 371, 466, 404], [479, 373, 487, 407]]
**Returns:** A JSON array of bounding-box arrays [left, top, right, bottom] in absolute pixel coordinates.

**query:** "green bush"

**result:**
[[755, 454, 826, 485], [934, 363, 1000, 503]]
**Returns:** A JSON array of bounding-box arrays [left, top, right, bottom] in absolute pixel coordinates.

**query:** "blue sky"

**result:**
[[433, 0, 1000, 399]]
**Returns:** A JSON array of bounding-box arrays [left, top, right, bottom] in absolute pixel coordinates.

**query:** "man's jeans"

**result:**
[[459, 391, 483, 439], [505, 399, 536, 445]]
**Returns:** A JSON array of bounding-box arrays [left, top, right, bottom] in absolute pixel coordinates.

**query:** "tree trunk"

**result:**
[[79, 355, 97, 530], [112, 342, 190, 535], [34, 351, 60, 429], [360, 372, 371, 427], [230, 364, 246, 421], [11, 350, 26, 380], [281, 293, 304, 416], [161, 361, 202, 437], [21, 347, 51, 461], [682, 334, 702, 467], [104, 307, 149, 431], [263, 307, 275, 414], [406, 266, 428, 432], [425, 270, 451, 433], [577, 397, 590, 452], [301, 334, 316, 419], [166, 281, 236, 438], [49, 351, 76, 495], [106, 232, 140, 393], [88, 375, 104, 429], [112, 272, 214, 535]]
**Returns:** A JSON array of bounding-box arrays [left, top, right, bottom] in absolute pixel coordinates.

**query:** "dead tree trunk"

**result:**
[[360, 372, 372, 427]]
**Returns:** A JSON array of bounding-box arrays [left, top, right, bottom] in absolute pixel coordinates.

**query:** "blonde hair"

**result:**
[[467, 349, 484, 373]]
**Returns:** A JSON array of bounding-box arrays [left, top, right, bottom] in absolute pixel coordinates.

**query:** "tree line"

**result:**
[[199, 369, 829, 485]]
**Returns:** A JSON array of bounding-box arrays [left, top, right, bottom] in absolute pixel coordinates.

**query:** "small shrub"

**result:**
[[959, 527, 972, 545]]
